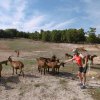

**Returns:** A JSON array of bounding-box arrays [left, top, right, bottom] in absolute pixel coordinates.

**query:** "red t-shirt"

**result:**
[[72, 55, 82, 67]]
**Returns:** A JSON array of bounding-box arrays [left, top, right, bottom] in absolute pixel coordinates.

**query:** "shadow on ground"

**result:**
[[48, 71, 78, 80], [0, 75, 20, 90]]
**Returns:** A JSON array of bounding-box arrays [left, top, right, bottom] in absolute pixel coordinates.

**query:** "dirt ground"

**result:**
[[0, 39, 100, 100]]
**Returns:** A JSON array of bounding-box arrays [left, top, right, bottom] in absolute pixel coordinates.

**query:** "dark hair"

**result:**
[[74, 52, 79, 56]]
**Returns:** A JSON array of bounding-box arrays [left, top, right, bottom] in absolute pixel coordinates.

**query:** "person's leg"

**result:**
[[81, 66, 88, 89], [78, 67, 83, 84], [78, 71, 83, 84], [82, 73, 86, 86], [82, 65, 88, 86], [80, 72, 87, 89]]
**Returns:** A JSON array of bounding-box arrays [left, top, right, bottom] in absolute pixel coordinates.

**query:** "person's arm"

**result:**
[[64, 58, 73, 63], [84, 55, 88, 67]]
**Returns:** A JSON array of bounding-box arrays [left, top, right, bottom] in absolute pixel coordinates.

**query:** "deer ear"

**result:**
[[8, 56, 11, 58]]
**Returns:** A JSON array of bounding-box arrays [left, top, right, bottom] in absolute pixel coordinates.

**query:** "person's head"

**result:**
[[72, 49, 79, 56]]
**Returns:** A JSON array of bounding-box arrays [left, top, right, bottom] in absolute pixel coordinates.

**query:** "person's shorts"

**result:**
[[79, 67, 83, 73], [83, 65, 88, 73], [78, 65, 88, 73]]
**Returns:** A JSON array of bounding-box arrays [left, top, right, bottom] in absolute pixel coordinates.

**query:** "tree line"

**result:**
[[0, 28, 100, 43]]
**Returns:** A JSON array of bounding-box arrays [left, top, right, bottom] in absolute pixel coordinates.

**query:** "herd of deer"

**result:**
[[0, 48, 97, 78], [36, 55, 65, 75], [0, 54, 64, 78]]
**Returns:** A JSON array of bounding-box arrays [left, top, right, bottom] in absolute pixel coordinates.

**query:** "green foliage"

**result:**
[[86, 27, 100, 43], [41, 31, 51, 42], [0, 27, 100, 43]]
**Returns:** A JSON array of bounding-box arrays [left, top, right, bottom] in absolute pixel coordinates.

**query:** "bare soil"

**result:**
[[0, 39, 100, 100]]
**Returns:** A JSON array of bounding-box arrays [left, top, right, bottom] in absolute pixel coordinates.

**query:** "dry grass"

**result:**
[[0, 39, 100, 100]]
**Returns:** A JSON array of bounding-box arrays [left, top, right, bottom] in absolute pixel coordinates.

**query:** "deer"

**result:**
[[0, 60, 8, 77], [36, 58, 47, 75], [39, 55, 59, 72], [54, 62, 65, 73], [76, 47, 87, 52], [15, 50, 20, 57], [65, 53, 73, 58], [36, 55, 59, 74], [89, 55, 97, 65], [8, 56, 24, 77]]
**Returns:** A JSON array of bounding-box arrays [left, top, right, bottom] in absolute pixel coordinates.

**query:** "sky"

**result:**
[[0, 0, 100, 34]]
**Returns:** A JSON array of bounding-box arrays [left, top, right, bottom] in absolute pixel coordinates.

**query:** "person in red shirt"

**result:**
[[64, 49, 89, 89]]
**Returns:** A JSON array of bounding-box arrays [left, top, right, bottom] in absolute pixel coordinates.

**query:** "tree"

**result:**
[[86, 27, 97, 43], [4, 29, 18, 38], [41, 31, 51, 42]]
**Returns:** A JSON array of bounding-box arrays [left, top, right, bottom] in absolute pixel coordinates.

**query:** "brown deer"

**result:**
[[36, 58, 47, 75], [45, 58, 64, 73], [89, 55, 97, 65], [39, 55, 57, 62], [39, 55, 59, 72], [76, 47, 87, 52], [8, 56, 24, 77], [0, 60, 8, 77], [65, 53, 73, 58], [36, 55, 59, 74], [54, 62, 65, 73]]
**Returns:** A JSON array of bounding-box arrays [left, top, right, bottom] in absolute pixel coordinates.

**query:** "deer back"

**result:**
[[11, 61, 24, 68]]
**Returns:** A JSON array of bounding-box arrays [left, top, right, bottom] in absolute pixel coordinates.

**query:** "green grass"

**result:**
[[6, 39, 49, 51], [34, 83, 48, 88], [59, 79, 67, 85], [89, 88, 100, 100], [21, 59, 35, 65]]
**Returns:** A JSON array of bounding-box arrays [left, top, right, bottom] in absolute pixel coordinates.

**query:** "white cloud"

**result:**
[[0, 0, 27, 30], [79, 0, 100, 34], [23, 15, 45, 32], [0, 0, 100, 34], [30, 18, 76, 32], [0, 0, 78, 32], [39, 22, 55, 30], [51, 19, 75, 30], [0, 0, 47, 32], [0, 0, 11, 10], [12, 1, 26, 25]]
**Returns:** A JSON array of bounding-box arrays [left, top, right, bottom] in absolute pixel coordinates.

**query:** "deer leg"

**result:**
[[58, 68, 59, 74], [19, 69, 22, 76], [47, 67, 49, 72], [20, 68, 24, 77], [46, 67, 48, 73], [44, 68, 45, 75], [40, 68, 42, 75], [12, 67, 14, 75], [91, 60, 93, 65], [0, 71, 1, 77], [56, 68, 57, 72], [52, 67, 55, 73], [0, 66, 2, 77], [45, 67, 47, 72], [16, 69, 17, 74], [38, 66, 40, 72]]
